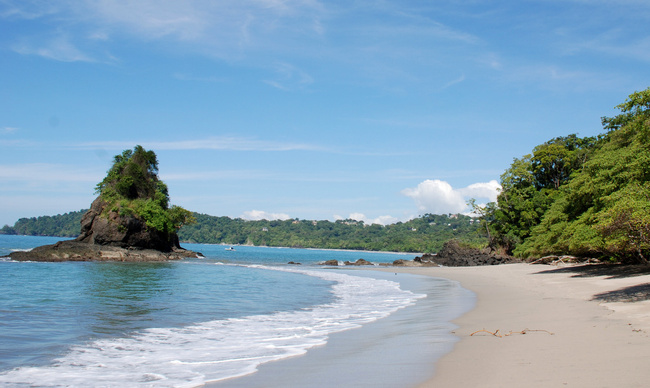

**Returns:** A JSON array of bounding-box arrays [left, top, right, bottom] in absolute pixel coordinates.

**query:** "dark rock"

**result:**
[[322, 260, 339, 266], [416, 240, 518, 267], [393, 258, 438, 267], [76, 197, 180, 252], [8, 196, 199, 262], [344, 258, 373, 266], [393, 241, 517, 267], [8, 240, 198, 262], [287, 261, 302, 265]]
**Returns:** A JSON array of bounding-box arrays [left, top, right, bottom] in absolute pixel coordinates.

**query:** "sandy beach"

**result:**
[[204, 263, 650, 387], [386, 263, 650, 387]]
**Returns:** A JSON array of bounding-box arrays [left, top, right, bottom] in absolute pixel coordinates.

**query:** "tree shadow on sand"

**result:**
[[592, 283, 650, 303], [533, 263, 650, 280], [533, 264, 650, 302]]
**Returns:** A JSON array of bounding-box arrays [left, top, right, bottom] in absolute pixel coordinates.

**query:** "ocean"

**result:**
[[0, 235, 474, 387]]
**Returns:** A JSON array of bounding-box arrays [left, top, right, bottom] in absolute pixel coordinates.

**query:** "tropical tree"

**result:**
[[512, 87, 650, 262], [95, 145, 194, 234]]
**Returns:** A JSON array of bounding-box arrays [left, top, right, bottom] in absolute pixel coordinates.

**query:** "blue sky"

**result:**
[[1, 0, 649, 227]]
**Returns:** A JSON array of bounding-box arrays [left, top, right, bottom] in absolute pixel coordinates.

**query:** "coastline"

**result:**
[[205, 269, 473, 387], [377, 263, 650, 387]]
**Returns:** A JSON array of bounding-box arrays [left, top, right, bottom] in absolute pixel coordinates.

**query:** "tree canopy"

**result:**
[[484, 87, 650, 263], [95, 146, 194, 234], [2, 211, 487, 253]]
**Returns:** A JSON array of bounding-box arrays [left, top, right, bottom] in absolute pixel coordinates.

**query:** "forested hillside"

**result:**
[[1, 212, 486, 253], [485, 88, 650, 263], [1, 210, 87, 237], [178, 213, 484, 252]]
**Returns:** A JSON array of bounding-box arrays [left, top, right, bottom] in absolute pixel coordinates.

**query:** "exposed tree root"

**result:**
[[470, 328, 555, 337]]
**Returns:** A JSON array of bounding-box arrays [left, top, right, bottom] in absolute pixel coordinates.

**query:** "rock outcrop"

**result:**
[[9, 240, 198, 262], [344, 258, 373, 266], [9, 197, 198, 262], [8, 146, 199, 262], [76, 197, 180, 252], [394, 240, 518, 267]]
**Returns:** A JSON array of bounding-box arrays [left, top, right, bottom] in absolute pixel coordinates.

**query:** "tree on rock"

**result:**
[[77, 146, 194, 252], [96, 145, 161, 201]]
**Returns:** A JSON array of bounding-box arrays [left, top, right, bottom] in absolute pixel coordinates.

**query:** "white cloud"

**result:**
[[241, 210, 291, 221], [457, 180, 501, 202], [402, 180, 466, 214], [76, 0, 325, 53], [402, 179, 501, 214], [75, 136, 325, 152], [441, 74, 465, 90], [264, 62, 314, 91], [335, 213, 398, 226], [1, 127, 18, 134], [12, 35, 94, 62], [349, 213, 398, 226], [0, 163, 101, 183]]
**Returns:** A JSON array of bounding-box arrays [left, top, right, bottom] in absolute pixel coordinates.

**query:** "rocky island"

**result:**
[[9, 146, 199, 262]]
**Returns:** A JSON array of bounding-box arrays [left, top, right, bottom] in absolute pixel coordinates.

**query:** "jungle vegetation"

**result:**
[[1, 212, 486, 253], [95, 145, 195, 235], [482, 88, 650, 263]]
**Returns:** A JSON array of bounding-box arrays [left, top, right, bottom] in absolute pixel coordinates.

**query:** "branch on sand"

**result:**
[[470, 329, 555, 338]]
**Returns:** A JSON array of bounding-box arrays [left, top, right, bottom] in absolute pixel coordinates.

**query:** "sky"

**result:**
[[1, 0, 649, 227]]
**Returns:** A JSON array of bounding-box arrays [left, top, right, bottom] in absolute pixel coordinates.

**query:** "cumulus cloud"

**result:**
[[457, 180, 501, 202], [402, 179, 501, 214], [241, 210, 291, 221], [335, 213, 398, 226]]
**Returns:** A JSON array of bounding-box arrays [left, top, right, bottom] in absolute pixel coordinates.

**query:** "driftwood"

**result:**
[[529, 255, 601, 266], [470, 328, 555, 338]]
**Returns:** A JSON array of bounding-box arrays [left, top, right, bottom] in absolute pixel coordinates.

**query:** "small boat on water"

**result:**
[[225, 246, 235, 251]]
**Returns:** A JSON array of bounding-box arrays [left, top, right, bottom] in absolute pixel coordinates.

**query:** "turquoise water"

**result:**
[[0, 235, 467, 387]]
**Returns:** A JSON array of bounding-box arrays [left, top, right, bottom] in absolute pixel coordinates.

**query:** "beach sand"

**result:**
[[386, 263, 650, 387], [206, 263, 650, 387]]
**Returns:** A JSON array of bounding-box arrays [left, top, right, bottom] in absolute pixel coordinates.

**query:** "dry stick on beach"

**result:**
[[470, 329, 555, 338]]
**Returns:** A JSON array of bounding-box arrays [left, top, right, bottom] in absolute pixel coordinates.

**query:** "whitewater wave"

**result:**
[[0, 266, 424, 387]]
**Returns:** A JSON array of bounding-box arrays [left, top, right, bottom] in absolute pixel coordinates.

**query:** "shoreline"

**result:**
[[376, 263, 650, 387], [205, 269, 473, 387], [180, 241, 420, 256]]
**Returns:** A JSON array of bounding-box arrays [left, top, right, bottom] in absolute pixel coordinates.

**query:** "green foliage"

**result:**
[[96, 145, 160, 200], [596, 183, 650, 261], [0, 225, 16, 234], [6, 210, 486, 253], [0, 210, 86, 237], [95, 146, 193, 233], [490, 87, 650, 263], [177, 213, 486, 253]]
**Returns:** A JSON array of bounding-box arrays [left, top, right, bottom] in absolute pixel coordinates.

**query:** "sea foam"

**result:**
[[0, 266, 424, 387]]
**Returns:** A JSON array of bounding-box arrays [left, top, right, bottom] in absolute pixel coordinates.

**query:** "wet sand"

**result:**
[[206, 269, 473, 387]]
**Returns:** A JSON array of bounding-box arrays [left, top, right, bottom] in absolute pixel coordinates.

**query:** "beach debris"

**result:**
[[470, 328, 555, 338], [529, 255, 601, 266]]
